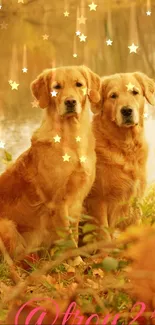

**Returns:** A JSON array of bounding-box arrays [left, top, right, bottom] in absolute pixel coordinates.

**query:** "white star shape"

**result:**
[[126, 82, 135, 91], [31, 100, 39, 108], [64, 11, 69, 17], [0, 140, 5, 149], [128, 43, 138, 53], [11, 82, 19, 90], [53, 135, 61, 143], [76, 31, 81, 36], [146, 11, 151, 16], [62, 153, 71, 162], [88, 2, 97, 11], [144, 112, 149, 118], [42, 34, 49, 40], [79, 34, 87, 42], [73, 53, 78, 58], [22, 67, 28, 73], [78, 16, 87, 24], [106, 39, 113, 46], [0, 22, 8, 29], [51, 90, 58, 97], [80, 156, 87, 163], [75, 136, 81, 142]]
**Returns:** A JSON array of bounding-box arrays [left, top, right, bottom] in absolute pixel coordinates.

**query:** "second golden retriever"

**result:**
[[85, 72, 155, 239], [0, 65, 101, 257]]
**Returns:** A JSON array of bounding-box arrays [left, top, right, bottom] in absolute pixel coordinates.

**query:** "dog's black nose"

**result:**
[[65, 98, 77, 108], [121, 107, 133, 117]]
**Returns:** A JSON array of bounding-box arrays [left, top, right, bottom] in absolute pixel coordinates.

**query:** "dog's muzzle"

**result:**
[[64, 97, 77, 114], [121, 106, 134, 124]]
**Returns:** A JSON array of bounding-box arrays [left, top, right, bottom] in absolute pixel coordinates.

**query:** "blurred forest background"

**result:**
[[0, 0, 155, 182]]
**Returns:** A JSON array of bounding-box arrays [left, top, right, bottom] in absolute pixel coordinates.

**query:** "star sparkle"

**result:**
[[79, 34, 87, 42], [80, 156, 87, 163], [51, 90, 58, 97], [146, 10, 151, 16], [76, 31, 81, 36], [11, 82, 19, 90], [106, 39, 113, 46], [31, 99, 39, 108], [0, 140, 5, 149], [42, 34, 49, 40], [128, 43, 138, 53], [73, 53, 78, 58], [64, 11, 69, 17], [144, 112, 149, 119], [75, 136, 81, 142], [88, 2, 97, 11], [22, 67, 28, 73], [62, 153, 71, 162], [126, 82, 135, 91], [53, 135, 61, 143], [78, 16, 87, 24], [0, 21, 8, 29]]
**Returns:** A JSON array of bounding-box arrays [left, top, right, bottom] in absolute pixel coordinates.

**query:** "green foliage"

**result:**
[[141, 185, 155, 223], [4, 150, 12, 161], [52, 263, 66, 273], [93, 257, 119, 272], [0, 261, 9, 280], [82, 223, 97, 234]]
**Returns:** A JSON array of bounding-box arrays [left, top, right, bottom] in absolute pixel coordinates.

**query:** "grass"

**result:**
[[0, 185, 155, 324]]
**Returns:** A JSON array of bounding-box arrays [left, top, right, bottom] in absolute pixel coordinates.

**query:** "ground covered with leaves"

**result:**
[[0, 185, 155, 325]]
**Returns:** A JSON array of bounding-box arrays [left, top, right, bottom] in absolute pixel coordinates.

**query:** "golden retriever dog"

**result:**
[[0, 65, 101, 258], [84, 72, 155, 239]]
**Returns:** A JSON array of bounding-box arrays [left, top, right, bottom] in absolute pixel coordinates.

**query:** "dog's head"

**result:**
[[98, 72, 155, 128], [31, 66, 101, 118]]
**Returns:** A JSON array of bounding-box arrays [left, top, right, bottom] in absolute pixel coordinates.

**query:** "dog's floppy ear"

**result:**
[[134, 72, 155, 106], [79, 65, 101, 113], [31, 70, 51, 108]]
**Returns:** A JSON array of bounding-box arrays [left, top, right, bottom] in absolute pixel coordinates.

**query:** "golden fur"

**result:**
[[0, 65, 101, 257], [84, 72, 155, 238]]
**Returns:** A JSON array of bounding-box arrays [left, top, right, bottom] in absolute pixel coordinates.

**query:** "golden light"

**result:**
[[0, 140, 5, 149]]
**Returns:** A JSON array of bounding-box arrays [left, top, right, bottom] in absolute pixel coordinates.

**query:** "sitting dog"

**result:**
[[84, 72, 155, 239], [0, 65, 101, 257]]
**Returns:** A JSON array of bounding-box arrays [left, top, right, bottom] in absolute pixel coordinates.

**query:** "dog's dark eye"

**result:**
[[110, 93, 118, 99], [132, 89, 139, 95], [53, 84, 61, 89], [76, 82, 83, 87]]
